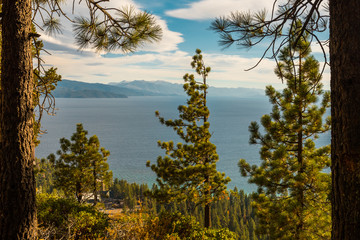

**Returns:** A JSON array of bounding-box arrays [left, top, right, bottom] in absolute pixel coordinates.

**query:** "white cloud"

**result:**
[[41, 47, 286, 89], [166, 0, 274, 20], [40, 44, 330, 90]]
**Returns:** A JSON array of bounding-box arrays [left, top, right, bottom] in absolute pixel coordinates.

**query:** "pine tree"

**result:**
[[147, 49, 230, 228], [49, 123, 112, 203], [212, 1, 360, 237], [0, 1, 37, 238], [88, 134, 113, 205], [0, 1, 161, 237], [239, 23, 331, 240]]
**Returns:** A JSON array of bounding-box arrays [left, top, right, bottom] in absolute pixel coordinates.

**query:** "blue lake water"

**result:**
[[35, 96, 330, 193]]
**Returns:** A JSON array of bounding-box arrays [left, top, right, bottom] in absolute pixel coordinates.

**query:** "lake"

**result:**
[[35, 96, 330, 193]]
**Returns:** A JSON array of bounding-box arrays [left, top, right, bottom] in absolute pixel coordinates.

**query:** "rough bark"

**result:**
[[0, 0, 36, 239], [330, 1, 360, 239]]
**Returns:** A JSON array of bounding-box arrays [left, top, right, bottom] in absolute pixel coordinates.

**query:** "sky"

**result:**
[[38, 0, 330, 89]]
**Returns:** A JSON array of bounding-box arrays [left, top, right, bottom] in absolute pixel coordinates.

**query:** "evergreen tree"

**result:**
[[147, 49, 230, 228], [88, 134, 113, 205], [49, 123, 112, 203], [239, 23, 331, 240], [0, 1, 38, 237], [0, 1, 161, 237], [212, 1, 360, 237]]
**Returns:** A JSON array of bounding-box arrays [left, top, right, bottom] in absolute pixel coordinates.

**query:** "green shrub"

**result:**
[[37, 193, 109, 239]]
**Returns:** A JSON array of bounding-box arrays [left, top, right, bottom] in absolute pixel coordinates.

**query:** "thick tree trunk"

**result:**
[[0, 0, 36, 239], [330, 1, 360, 239]]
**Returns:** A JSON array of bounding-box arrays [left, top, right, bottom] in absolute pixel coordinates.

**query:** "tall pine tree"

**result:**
[[0, 1, 161, 238], [239, 22, 331, 239], [147, 49, 230, 228], [212, 2, 360, 237], [49, 123, 112, 203]]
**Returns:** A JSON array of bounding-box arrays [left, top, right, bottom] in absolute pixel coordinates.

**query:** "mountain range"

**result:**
[[52, 79, 264, 98]]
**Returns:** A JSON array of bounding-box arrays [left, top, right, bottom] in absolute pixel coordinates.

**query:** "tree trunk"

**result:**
[[295, 53, 304, 240], [76, 182, 83, 203], [330, 1, 360, 239], [93, 162, 98, 205], [0, 0, 36, 239], [203, 76, 211, 229], [204, 202, 211, 228]]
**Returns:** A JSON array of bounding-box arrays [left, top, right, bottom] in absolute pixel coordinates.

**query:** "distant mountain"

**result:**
[[53, 79, 264, 98], [110, 80, 264, 98], [109, 80, 184, 96], [53, 79, 152, 98], [109, 80, 264, 98]]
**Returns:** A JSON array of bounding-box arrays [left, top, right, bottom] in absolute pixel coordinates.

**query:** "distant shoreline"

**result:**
[[53, 79, 264, 98]]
